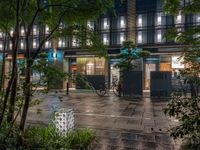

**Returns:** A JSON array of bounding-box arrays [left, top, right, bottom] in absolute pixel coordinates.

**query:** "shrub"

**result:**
[[64, 128, 96, 150], [24, 125, 96, 149]]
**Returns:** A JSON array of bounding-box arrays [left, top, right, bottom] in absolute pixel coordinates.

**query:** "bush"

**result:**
[[0, 123, 96, 149], [64, 128, 96, 150], [24, 125, 96, 149]]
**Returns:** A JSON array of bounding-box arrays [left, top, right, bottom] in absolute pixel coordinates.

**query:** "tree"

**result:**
[[0, 0, 114, 135], [163, 0, 200, 149], [115, 40, 150, 72]]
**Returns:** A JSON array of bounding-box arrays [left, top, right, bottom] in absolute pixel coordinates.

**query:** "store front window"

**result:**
[[77, 57, 106, 75]]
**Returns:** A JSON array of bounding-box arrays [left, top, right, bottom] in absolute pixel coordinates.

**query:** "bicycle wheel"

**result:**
[[96, 84, 107, 96], [113, 86, 119, 96]]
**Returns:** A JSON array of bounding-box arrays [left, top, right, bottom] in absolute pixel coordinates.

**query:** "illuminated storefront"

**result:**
[[144, 54, 185, 90], [76, 57, 108, 80]]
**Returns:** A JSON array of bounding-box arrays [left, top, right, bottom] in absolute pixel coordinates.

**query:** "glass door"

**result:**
[[145, 64, 156, 90]]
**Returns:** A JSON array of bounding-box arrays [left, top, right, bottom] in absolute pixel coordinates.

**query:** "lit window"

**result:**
[[138, 31, 142, 44], [157, 30, 162, 43], [45, 41, 51, 48], [58, 38, 62, 47], [0, 32, 3, 38], [197, 14, 200, 24], [103, 34, 109, 45], [0, 41, 3, 50], [103, 18, 109, 30], [20, 40, 24, 49], [45, 25, 49, 34], [157, 13, 162, 25], [10, 29, 14, 36], [33, 39, 37, 48], [62, 40, 66, 47], [10, 42, 12, 49], [53, 51, 57, 58], [176, 13, 182, 24], [72, 37, 78, 47], [21, 26, 25, 36], [138, 15, 142, 27], [120, 16, 126, 28], [59, 22, 64, 30], [86, 39, 92, 46], [120, 32, 125, 44], [87, 21, 94, 30], [58, 38, 66, 47], [33, 25, 38, 35]]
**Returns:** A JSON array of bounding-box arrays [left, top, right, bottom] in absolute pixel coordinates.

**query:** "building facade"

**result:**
[[136, 0, 200, 90], [0, 0, 198, 90]]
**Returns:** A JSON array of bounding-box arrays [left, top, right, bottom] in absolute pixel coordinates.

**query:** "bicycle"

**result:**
[[95, 79, 120, 97], [95, 83, 108, 96]]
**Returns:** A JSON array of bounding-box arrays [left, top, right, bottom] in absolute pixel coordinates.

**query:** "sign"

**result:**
[[171, 56, 184, 69]]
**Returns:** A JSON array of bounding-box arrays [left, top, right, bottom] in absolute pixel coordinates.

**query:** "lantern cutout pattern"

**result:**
[[54, 109, 75, 135]]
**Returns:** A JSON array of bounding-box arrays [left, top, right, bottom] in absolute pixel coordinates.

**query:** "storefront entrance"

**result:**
[[145, 63, 156, 90]]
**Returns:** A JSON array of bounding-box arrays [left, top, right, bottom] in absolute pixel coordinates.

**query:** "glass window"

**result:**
[[196, 14, 200, 25], [175, 12, 184, 25], [102, 18, 109, 30], [0, 41, 3, 50], [10, 29, 14, 36], [33, 39, 37, 48], [156, 13, 162, 26], [45, 40, 51, 48], [103, 33, 109, 45], [58, 38, 66, 48], [45, 25, 49, 34], [87, 21, 94, 30], [9, 41, 12, 49], [21, 26, 25, 36], [72, 37, 79, 47], [86, 61, 95, 75], [157, 30, 162, 43], [0, 32, 3, 38], [120, 32, 125, 44], [33, 25, 39, 35], [138, 31, 142, 43], [119, 16, 126, 28], [138, 15, 143, 27], [20, 39, 25, 49]]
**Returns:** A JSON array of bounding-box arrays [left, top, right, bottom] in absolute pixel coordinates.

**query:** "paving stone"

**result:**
[[121, 139, 140, 149], [121, 132, 138, 140], [27, 91, 180, 149]]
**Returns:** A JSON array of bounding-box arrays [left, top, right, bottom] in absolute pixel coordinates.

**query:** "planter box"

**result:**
[[76, 75, 105, 90], [121, 71, 143, 96], [150, 71, 172, 97]]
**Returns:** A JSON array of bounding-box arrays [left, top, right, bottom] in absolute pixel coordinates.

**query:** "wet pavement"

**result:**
[[27, 91, 180, 150]]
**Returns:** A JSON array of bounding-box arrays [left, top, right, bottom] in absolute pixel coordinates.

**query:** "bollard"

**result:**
[[118, 82, 122, 97], [66, 82, 69, 95]]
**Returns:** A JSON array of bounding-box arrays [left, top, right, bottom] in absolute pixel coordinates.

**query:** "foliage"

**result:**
[[114, 40, 150, 71], [163, 0, 200, 149], [165, 94, 200, 149], [0, 123, 96, 150], [0, 122, 19, 149], [24, 125, 65, 149], [0, 0, 115, 135], [64, 128, 96, 150]]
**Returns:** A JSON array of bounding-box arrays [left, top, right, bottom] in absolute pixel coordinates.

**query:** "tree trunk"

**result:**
[[0, 75, 14, 125], [7, 74, 18, 122], [7, 39, 18, 122], [0, 33, 7, 92], [0, 36, 18, 125], [19, 61, 31, 131]]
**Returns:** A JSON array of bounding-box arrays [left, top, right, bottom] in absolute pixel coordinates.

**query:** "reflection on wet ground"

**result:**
[[27, 91, 180, 150]]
